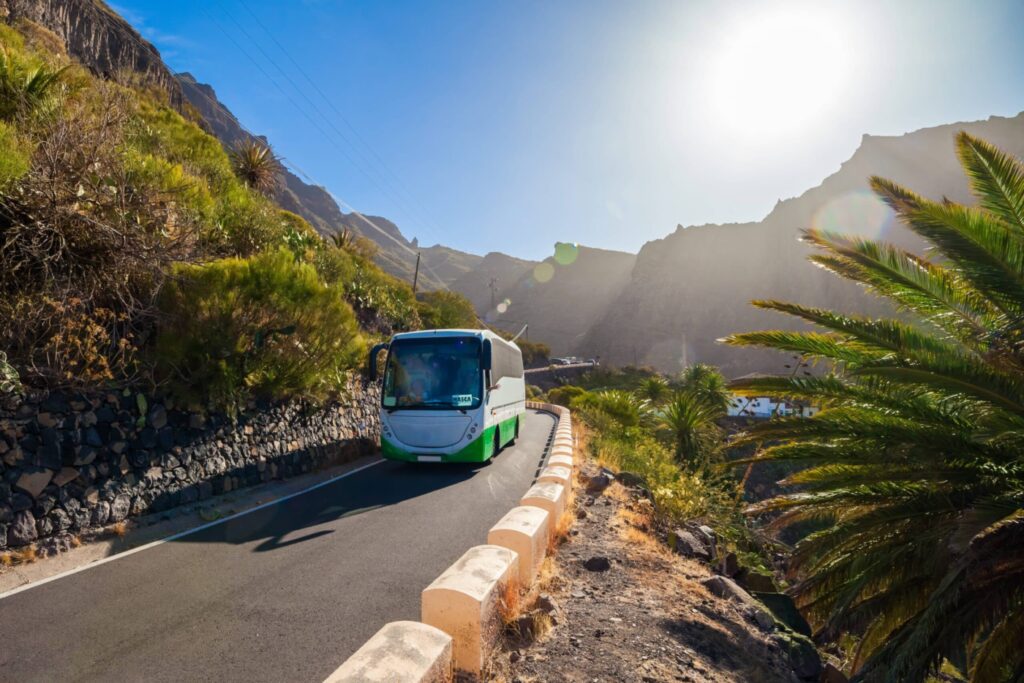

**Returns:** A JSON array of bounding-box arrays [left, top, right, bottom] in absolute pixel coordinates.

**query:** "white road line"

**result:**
[[0, 459, 385, 601]]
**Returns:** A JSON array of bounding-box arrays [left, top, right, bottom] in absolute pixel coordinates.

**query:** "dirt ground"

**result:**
[[491, 460, 806, 683]]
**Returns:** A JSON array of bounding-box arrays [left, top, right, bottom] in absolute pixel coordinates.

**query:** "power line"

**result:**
[[232, 0, 452, 247], [213, 2, 445, 251], [191, 8, 453, 289]]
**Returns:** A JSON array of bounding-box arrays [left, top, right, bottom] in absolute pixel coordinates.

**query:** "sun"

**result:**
[[701, 3, 861, 143]]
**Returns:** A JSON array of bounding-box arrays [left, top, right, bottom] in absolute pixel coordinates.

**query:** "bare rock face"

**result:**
[[0, 0, 184, 110]]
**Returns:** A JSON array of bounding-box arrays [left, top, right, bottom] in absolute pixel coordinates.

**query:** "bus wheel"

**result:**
[[492, 429, 502, 458], [509, 417, 519, 444]]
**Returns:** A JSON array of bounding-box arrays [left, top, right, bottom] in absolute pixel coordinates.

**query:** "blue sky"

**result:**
[[113, 0, 1024, 261]]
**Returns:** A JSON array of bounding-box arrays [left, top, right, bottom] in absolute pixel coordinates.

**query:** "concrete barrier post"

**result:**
[[520, 481, 567, 524], [323, 621, 452, 683], [421, 545, 519, 676], [487, 506, 549, 587]]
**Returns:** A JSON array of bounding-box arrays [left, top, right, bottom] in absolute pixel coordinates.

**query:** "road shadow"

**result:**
[[169, 460, 486, 552]]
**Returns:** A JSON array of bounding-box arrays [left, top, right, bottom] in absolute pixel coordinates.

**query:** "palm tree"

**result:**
[[658, 387, 725, 464], [636, 375, 670, 404], [721, 132, 1024, 682], [230, 139, 282, 194], [679, 362, 731, 413]]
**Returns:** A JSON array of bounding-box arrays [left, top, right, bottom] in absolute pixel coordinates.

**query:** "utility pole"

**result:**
[[489, 277, 499, 309], [412, 252, 421, 294]]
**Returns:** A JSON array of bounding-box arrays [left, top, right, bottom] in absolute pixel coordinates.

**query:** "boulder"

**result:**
[[583, 556, 611, 572], [52, 467, 81, 488], [109, 494, 130, 522], [736, 567, 777, 593], [774, 631, 822, 681], [586, 473, 612, 494], [668, 529, 711, 560], [148, 404, 168, 429], [15, 468, 54, 499], [701, 576, 759, 608], [753, 592, 812, 637], [8, 510, 38, 546], [616, 471, 646, 488]]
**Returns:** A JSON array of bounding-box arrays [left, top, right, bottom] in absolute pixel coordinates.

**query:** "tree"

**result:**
[[636, 376, 670, 404], [678, 363, 730, 413], [722, 133, 1024, 683], [657, 388, 725, 463]]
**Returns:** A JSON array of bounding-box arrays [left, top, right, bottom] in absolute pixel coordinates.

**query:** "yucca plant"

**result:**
[[721, 132, 1024, 682], [679, 362, 731, 413], [230, 139, 282, 194]]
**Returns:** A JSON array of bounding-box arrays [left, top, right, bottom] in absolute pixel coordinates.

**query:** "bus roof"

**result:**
[[389, 329, 516, 345]]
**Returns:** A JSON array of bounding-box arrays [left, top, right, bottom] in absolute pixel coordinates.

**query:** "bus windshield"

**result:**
[[382, 337, 483, 410]]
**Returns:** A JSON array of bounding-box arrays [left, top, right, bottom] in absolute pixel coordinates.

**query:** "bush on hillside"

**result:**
[[416, 290, 478, 329], [547, 384, 585, 407], [154, 249, 365, 412], [0, 82, 195, 386]]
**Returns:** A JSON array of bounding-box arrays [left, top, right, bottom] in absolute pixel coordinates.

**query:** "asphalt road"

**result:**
[[0, 409, 556, 683]]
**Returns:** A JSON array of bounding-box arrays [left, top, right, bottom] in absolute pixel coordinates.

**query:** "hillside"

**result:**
[[487, 244, 636, 354], [579, 112, 1024, 375]]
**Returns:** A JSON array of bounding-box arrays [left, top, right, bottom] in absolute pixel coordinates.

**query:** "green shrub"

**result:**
[[0, 45, 66, 120], [547, 384, 585, 407], [0, 120, 30, 188], [416, 290, 479, 329], [571, 389, 649, 429], [154, 249, 365, 412]]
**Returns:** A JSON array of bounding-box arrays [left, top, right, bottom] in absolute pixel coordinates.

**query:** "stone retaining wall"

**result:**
[[0, 379, 380, 552]]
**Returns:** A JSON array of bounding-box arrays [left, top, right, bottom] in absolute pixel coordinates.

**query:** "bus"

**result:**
[[369, 329, 527, 463]]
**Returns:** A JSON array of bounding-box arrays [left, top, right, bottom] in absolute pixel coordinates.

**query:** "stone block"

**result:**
[[421, 545, 518, 676], [487, 506, 549, 586], [323, 621, 452, 683], [537, 464, 571, 487], [520, 481, 566, 522]]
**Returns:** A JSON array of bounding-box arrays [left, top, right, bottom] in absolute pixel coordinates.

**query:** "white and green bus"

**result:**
[[369, 329, 526, 463]]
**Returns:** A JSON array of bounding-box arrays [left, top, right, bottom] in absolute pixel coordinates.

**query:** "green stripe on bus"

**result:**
[[380, 415, 520, 463]]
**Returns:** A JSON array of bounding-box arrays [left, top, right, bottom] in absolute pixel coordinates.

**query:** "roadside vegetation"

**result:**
[[721, 134, 1024, 682], [0, 22, 478, 411], [550, 364, 768, 566]]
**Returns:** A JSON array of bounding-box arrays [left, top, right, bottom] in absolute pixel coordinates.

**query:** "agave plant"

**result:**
[[230, 139, 283, 194], [721, 133, 1024, 682], [0, 49, 67, 120]]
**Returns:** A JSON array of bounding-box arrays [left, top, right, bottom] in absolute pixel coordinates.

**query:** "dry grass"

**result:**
[[3, 545, 39, 565], [69, 535, 82, 548], [497, 577, 524, 628], [111, 521, 128, 537]]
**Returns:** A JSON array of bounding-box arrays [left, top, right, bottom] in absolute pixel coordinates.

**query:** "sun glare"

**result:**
[[702, 4, 861, 143]]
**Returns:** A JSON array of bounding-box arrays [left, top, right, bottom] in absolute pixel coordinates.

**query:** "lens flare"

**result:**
[[533, 262, 555, 283], [812, 189, 893, 240], [553, 242, 579, 265], [496, 301, 509, 314]]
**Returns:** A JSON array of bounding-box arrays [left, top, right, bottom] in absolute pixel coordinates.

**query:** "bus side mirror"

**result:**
[[481, 340, 492, 371], [368, 343, 389, 380]]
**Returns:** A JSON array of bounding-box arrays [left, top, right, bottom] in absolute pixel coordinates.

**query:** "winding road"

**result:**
[[0, 409, 556, 683]]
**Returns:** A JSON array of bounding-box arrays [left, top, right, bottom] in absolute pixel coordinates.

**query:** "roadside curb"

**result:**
[[324, 402, 573, 682]]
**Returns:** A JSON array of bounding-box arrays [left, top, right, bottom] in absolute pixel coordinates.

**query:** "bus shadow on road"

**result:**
[[167, 459, 487, 553]]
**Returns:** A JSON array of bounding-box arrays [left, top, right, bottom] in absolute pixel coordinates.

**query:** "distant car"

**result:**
[[551, 358, 572, 366], [586, 358, 599, 366]]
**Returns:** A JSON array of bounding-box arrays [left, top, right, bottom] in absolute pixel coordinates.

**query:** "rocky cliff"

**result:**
[[0, 0, 183, 109], [579, 112, 1024, 376]]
